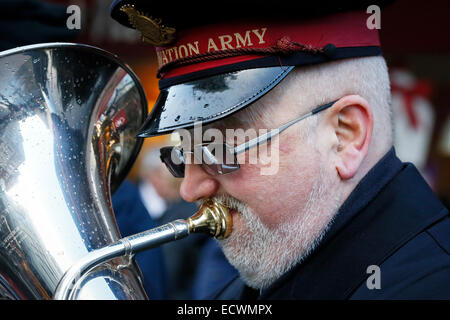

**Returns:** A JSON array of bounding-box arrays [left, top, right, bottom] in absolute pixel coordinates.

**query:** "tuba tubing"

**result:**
[[53, 198, 232, 300]]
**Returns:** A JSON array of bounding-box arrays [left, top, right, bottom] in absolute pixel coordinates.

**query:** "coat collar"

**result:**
[[258, 148, 447, 299]]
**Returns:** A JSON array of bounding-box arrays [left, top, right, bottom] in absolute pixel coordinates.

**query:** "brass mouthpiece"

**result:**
[[186, 199, 232, 239]]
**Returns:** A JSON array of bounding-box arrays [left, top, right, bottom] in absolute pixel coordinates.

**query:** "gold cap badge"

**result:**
[[120, 5, 176, 46]]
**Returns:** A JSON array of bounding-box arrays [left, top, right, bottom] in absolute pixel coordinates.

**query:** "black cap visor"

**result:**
[[137, 66, 294, 137]]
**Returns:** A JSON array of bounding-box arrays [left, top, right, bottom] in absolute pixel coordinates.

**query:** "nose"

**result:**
[[179, 163, 220, 202]]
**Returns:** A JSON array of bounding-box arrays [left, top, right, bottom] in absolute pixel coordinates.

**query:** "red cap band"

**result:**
[[155, 11, 380, 80]]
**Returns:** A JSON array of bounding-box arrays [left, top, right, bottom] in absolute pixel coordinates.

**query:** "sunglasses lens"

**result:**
[[160, 143, 240, 177], [200, 143, 239, 175], [160, 147, 185, 178]]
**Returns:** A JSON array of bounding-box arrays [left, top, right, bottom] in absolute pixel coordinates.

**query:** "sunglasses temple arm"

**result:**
[[233, 101, 335, 155], [233, 112, 314, 155], [311, 101, 335, 114]]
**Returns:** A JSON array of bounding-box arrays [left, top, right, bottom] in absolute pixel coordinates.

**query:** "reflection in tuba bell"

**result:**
[[0, 43, 232, 300]]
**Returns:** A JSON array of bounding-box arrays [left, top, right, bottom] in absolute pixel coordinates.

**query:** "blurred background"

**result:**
[[1, 0, 449, 299]]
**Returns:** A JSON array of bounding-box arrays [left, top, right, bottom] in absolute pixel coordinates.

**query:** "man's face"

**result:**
[[180, 91, 343, 289]]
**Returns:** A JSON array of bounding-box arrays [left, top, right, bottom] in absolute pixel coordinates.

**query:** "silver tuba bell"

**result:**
[[0, 43, 149, 299], [0, 43, 232, 300]]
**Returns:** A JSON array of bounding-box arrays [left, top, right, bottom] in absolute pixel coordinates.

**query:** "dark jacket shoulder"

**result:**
[[350, 217, 450, 299]]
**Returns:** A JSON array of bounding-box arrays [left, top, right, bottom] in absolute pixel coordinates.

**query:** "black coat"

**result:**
[[213, 148, 450, 299]]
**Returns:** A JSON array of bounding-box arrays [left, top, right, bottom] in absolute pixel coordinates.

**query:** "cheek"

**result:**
[[221, 150, 320, 228], [278, 141, 295, 154]]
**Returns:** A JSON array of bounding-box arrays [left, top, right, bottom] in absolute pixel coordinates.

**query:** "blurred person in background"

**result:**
[[112, 176, 167, 299], [191, 238, 238, 300]]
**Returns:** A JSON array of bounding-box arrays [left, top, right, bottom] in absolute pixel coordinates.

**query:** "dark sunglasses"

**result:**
[[160, 100, 336, 178]]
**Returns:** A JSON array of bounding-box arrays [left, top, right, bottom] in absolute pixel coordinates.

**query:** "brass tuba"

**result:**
[[0, 43, 231, 300]]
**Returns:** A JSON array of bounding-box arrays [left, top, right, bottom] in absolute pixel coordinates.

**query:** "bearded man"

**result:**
[[111, 1, 450, 299]]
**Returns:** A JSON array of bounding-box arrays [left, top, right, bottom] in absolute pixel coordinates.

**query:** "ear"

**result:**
[[330, 95, 373, 180]]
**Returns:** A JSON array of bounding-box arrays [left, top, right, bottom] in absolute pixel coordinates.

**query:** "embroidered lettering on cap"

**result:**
[[156, 27, 268, 68]]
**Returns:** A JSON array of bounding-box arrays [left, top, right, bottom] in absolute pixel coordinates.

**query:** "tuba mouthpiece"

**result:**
[[186, 199, 232, 239]]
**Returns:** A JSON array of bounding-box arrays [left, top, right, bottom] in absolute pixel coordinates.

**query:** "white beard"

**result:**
[[208, 164, 343, 290]]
